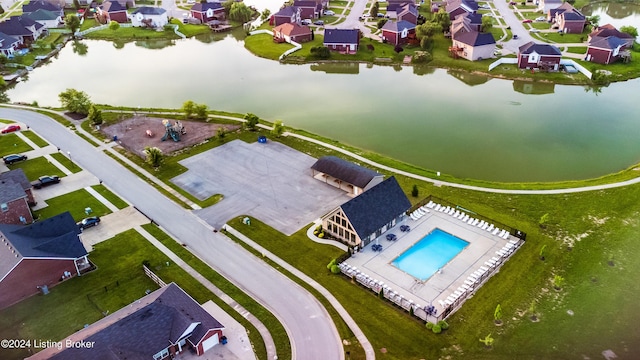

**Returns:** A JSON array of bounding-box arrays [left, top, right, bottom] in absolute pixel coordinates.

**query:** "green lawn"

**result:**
[[34, 188, 112, 221], [7, 157, 63, 181], [170, 19, 214, 37], [531, 22, 550, 30], [91, 184, 129, 210], [86, 26, 181, 41], [0, 133, 32, 156], [566, 46, 587, 54], [244, 32, 294, 60], [542, 31, 587, 43], [21, 130, 49, 147], [50, 152, 83, 174]]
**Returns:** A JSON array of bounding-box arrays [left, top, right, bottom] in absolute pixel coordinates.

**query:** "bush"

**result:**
[[438, 320, 449, 330], [326, 259, 336, 270], [412, 51, 433, 63], [394, 44, 403, 53], [366, 44, 374, 51], [426, 322, 434, 329], [109, 21, 120, 31], [411, 184, 419, 197], [310, 46, 331, 59], [330, 264, 341, 274], [318, 232, 325, 238], [432, 324, 442, 334]]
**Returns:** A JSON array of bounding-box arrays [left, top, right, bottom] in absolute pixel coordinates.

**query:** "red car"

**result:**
[[522, 19, 532, 23], [1, 124, 20, 134]]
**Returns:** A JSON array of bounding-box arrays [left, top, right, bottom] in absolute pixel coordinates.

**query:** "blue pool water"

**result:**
[[392, 229, 469, 281]]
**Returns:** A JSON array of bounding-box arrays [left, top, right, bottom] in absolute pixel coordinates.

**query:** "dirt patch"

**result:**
[[101, 116, 239, 157]]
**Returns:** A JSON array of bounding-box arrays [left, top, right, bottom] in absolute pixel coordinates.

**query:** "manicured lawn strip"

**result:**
[[34, 188, 112, 221], [76, 130, 100, 146], [0, 118, 14, 123], [0, 133, 32, 156], [170, 19, 213, 37], [141, 223, 280, 360], [228, 180, 640, 359], [566, 46, 587, 54], [50, 152, 83, 173], [541, 31, 587, 43], [85, 26, 181, 41], [34, 109, 74, 127], [223, 224, 366, 360], [90, 184, 129, 210], [21, 130, 49, 147], [244, 33, 295, 60], [531, 22, 550, 30], [7, 156, 64, 181]]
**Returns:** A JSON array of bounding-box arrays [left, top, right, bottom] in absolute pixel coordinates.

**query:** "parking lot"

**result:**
[[172, 140, 350, 235]]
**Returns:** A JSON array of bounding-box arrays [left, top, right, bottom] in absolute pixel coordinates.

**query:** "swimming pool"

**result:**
[[392, 229, 469, 281]]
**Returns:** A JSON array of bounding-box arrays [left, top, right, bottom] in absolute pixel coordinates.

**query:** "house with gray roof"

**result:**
[[321, 176, 411, 248], [22, 9, 62, 30], [0, 32, 20, 56], [0, 169, 34, 225], [518, 41, 562, 70], [22, 0, 63, 18], [190, 2, 226, 23], [0, 16, 46, 45], [323, 28, 360, 54], [271, 6, 301, 26], [29, 283, 225, 359], [451, 31, 496, 61], [311, 156, 383, 196], [97, 1, 129, 24], [131, 6, 168, 28], [0, 212, 90, 309]]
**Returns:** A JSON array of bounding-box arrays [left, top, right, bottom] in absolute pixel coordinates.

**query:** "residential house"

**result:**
[[537, 0, 562, 13], [28, 283, 225, 359], [589, 24, 635, 47], [293, 0, 321, 19], [190, 2, 226, 23], [0, 16, 46, 45], [518, 41, 562, 70], [131, 7, 168, 28], [21, 0, 63, 18], [97, 1, 129, 24], [0, 169, 35, 225], [271, 6, 301, 26], [23, 9, 63, 30], [450, 31, 495, 61], [397, 2, 419, 24], [445, 0, 478, 21], [550, 2, 585, 34], [587, 36, 631, 64], [311, 156, 384, 196], [273, 22, 313, 43], [381, 20, 417, 45], [321, 176, 411, 248], [450, 12, 482, 38], [0, 33, 20, 56], [323, 28, 360, 54], [0, 212, 91, 310]]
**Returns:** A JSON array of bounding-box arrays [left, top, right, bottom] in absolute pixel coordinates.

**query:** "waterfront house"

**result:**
[[271, 6, 301, 26], [549, 2, 585, 34], [381, 20, 417, 45], [97, 1, 129, 24], [21, 0, 63, 18], [293, 0, 322, 19], [323, 28, 360, 54], [450, 12, 482, 38], [450, 31, 495, 61], [131, 7, 168, 28], [190, 2, 226, 23], [273, 22, 313, 43], [23, 9, 63, 30], [0, 16, 46, 45], [587, 36, 631, 64], [518, 41, 562, 70], [0, 33, 20, 56]]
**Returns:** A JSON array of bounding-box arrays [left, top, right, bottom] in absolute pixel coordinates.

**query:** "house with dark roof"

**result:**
[[97, 1, 129, 24], [321, 176, 410, 248], [445, 0, 478, 21], [21, 0, 63, 18], [397, 3, 419, 24], [293, 0, 321, 19], [311, 156, 384, 196], [587, 36, 631, 64], [381, 20, 417, 45], [450, 31, 495, 61], [23, 9, 62, 30], [0, 32, 20, 56], [0, 169, 35, 225], [271, 6, 301, 26], [131, 6, 168, 28], [273, 22, 313, 43], [29, 283, 225, 359], [450, 12, 482, 38], [323, 28, 360, 54], [0, 212, 90, 309], [550, 2, 585, 34], [190, 2, 226, 23], [589, 24, 635, 47], [0, 16, 46, 45], [518, 41, 562, 70]]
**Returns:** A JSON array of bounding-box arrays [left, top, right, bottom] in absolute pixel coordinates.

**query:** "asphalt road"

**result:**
[[492, 1, 536, 54], [0, 108, 344, 360]]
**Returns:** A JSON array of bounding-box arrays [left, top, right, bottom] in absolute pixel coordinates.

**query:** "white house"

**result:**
[[130, 6, 168, 28]]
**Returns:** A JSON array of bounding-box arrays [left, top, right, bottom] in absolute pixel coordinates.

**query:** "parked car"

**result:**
[[529, 28, 540, 33], [535, 16, 547, 22], [3, 154, 27, 164], [377, 13, 385, 18], [314, 20, 324, 25], [522, 19, 532, 23], [1, 124, 20, 134], [513, 34, 518, 39], [323, 10, 335, 16], [77, 216, 101, 230], [509, 1, 517, 5], [32, 175, 60, 189], [301, 19, 312, 25]]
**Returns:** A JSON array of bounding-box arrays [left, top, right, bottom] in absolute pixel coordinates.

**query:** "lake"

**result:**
[[582, 2, 640, 41]]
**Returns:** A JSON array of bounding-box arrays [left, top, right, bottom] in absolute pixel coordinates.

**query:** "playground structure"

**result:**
[[161, 119, 186, 142]]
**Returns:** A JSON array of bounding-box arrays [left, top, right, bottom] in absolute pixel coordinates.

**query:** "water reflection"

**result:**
[[134, 39, 176, 50], [581, 2, 640, 40], [512, 80, 555, 95], [448, 70, 490, 86], [310, 62, 360, 74], [72, 41, 88, 56]]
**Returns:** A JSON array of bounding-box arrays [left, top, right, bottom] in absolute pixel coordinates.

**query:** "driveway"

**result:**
[[31, 171, 97, 208], [492, 2, 535, 54], [80, 206, 151, 252], [172, 140, 349, 235]]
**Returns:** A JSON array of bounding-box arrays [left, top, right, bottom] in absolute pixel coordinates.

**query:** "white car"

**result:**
[[323, 10, 335, 16], [301, 19, 312, 25], [535, 16, 546, 22], [529, 28, 540, 33]]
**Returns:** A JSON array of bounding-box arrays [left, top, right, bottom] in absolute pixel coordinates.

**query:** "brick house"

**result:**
[[450, 12, 482, 38], [445, 0, 478, 21], [28, 283, 226, 359], [97, 1, 129, 24], [397, 2, 419, 24], [271, 6, 301, 26], [550, 2, 585, 34], [450, 31, 496, 61], [0, 212, 90, 310], [323, 28, 360, 54], [293, 0, 322, 19], [190, 2, 226, 23], [518, 41, 562, 70], [0, 169, 34, 225], [273, 22, 313, 43], [381, 20, 417, 45]]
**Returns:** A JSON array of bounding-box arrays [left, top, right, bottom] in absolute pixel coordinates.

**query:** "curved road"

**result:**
[[0, 108, 344, 360]]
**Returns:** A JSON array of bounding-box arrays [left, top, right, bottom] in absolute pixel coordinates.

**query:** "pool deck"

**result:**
[[342, 206, 519, 317]]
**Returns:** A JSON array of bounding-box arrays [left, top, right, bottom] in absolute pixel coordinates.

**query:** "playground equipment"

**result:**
[[160, 119, 186, 142]]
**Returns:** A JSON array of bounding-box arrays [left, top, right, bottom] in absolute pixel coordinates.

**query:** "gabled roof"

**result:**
[[0, 17, 36, 37], [519, 41, 561, 56], [590, 24, 635, 40], [274, 6, 299, 17], [340, 177, 411, 239], [454, 31, 495, 46], [382, 19, 416, 32], [0, 180, 26, 203], [446, 0, 478, 13], [0, 169, 31, 192], [398, 2, 418, 17], [273, 22, 311, 36], [23, 9, 60, 21], [293, 0, 320, 8], [0, 32, 20, 50], [100, 0, 127, 12], [22, 0, 62, 14], [132, 6, 167, 15], [0, 212, 86, 259], [553, 2, 584, 20], [34, 283, 224, 360], [323, 28, 359, 44], [311, 156, 381, 188], [589, 36, 628, 50], [190, 2, 223, 12]]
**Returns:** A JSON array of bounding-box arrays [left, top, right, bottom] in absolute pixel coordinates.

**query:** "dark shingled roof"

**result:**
[[0, 33, 20, 50], [0, 16, 38, 37], [454, 31, 495, 46], [382, 20, 416, 33], [190, 2, 223, 12], [23, 9, 60, 21], [340, 177, 410, 239], [519, 41, 561, 56], [44, 283, 224, 360], [0, 180, 26, 203], [323, 28, 359, 44], [22, 0, 62, 14], [311, 156, 381, 188], [101, 0, 127, 12], [589, 36, 627, 50], [0, 212, 86, 259], [0, 169, 31, 192], [274, 6, 298, 17], [132, 6, 167, 15]]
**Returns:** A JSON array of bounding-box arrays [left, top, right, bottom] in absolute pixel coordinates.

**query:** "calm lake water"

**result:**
[[7, 33, 640, 182], [582, 3, 640, 40]]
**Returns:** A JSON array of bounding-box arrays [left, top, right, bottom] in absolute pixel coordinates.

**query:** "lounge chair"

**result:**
[[438, 299, 446, 307], [462, 214, 469, 222], [498, 229, 506, 237], [502, 231, 510, 239], [427, 201, 434, 208], [485, 261, 495, 268], [481, 222, 489, 230], [479, 266, 489, 272], [486, 224, 494, 232], [464, 279, 475, 287], [434, 204, 441, 211], [477, 220, 484, 228], [443, 206, 450, 213], [410, 213, 417, 221], [492, 227, 500, 235], [470, 218, 477, 225]]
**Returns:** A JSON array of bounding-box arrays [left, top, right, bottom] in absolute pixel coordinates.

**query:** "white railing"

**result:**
[[248, 29, 303, 60], [560, 59, 592, 79], [488, 57, 518, 71]]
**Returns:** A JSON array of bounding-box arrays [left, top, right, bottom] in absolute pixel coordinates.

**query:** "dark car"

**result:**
[[314, 20, 324, 25], [32, 175, 60, 189], [1, 124, 20, 134], [3, 154, 27, 164], [77, 216, 101, 230]]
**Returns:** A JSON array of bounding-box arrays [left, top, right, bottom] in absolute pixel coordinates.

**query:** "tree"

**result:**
[[65, 14, 81, 38], [620, 25, 638, 38], [244, 113, 259, 131], [433, 8, 450, 30], [494, 304, 502, 325], [229, 2, 253, 23], [394, 44, 403, 53], [88, 104, 103, 125], [144, 146, 163, 167], [481, 16, 493, 33], [586, 15, 600, 29], [58, 88, 92, 115], [310, 46, 330, 59], [271, 120, 284, 137], [0, 5, 5, 14], [73, 0, 80, 10], [222, 0, 234, 14], [182, 100, 196, 119], [261, 9, 271, 22], [217, 126, 226, 140], [109, 20, 120, 31], [370, 2, 379, 18], [411, 184, 419, 197], [194, 103, 208, 120], [377, 19, 387, 29], [416, 21, 442, 49]]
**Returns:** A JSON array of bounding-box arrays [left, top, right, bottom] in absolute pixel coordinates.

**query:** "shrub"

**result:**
[[310, 46, 331, 59], [394, 44, 403, 53], [366, 44, 374, 51], [318, 232, 325, 238], [438, 320, 449, 330], [109, 21, 120, 31], [411, 184, 419, 197], [425, 322, 434, 329], [412, 51, 432, 63], [378, 289, 384, 299], [326, 259, 336, 270], [330, 264, 341, 274], [432, 324, 442, 334]]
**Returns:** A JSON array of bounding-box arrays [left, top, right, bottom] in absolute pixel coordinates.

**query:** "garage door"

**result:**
[[202, 333, 219, 352]]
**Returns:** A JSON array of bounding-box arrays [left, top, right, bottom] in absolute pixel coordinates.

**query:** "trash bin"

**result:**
[[221, 336, 228, 345], [113, 135, 118, 141]]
